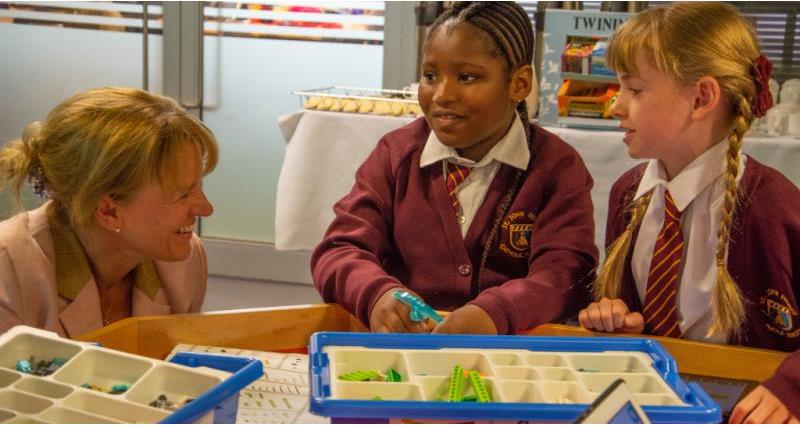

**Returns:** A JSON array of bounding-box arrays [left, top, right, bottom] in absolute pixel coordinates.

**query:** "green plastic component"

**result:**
[[338, 370, 380, 381], [462, 384, 476, 400], [447, 365, 465, 402], [371, 396, 382, 400], [468, 370, 491, 403], [110, 384, 130, 394], [385, 368, 402, 382]]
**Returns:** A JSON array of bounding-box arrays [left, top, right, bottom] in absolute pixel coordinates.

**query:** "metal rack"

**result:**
[[293, 85, 421, 116]]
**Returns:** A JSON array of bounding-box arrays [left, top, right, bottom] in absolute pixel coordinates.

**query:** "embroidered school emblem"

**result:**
[[499, 210, 537, 259], [760, 288, 799, 338]]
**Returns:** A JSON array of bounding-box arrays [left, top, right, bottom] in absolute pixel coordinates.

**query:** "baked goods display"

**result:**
[[295, 86, 422, 117]]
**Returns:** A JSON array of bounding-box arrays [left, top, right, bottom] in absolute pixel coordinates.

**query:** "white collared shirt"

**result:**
[[631, 140, 746, 343], [420, 113, 530, 236]]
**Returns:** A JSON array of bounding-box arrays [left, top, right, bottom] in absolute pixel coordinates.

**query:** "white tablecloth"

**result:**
[[276, 110, 414, 250], [276, 109, 800, 252]]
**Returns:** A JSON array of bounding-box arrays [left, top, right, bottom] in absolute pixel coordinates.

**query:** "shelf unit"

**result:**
[[560, 72, 619, 84], [557, 116, 621, 129], [538, 9, 630, 130]]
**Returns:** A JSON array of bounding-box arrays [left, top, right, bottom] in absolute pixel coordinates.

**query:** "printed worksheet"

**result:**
[[169, 344, 328, 424]]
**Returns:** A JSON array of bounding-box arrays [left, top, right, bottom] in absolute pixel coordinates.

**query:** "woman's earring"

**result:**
[[115, 227, 121, 233]]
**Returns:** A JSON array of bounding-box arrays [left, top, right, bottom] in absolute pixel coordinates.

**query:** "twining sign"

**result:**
[[571, 15, 628, 32]]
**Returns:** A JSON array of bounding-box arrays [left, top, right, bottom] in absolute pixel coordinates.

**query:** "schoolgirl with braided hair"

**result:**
[[577, 2, 800, 422], [313, 1, 597, 335]]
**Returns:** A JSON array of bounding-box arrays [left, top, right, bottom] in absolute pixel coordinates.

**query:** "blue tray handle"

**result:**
[[644, 339, 678, 378], [160, 352, 263, 424], [310, 352, 332, 398]]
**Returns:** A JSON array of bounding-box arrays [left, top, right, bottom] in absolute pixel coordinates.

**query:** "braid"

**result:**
[[430, 2, 534, 71], [709, 95, 751, 340], [594, 191, 653, 300]]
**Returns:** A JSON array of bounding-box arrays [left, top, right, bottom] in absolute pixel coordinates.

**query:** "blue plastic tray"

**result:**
[[308, 332, 721, 423], [163, 352, 263, 423]]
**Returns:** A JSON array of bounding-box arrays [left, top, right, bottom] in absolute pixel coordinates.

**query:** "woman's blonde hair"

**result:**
[[596, 2, 762, 340], [0, 87, 219, 229]]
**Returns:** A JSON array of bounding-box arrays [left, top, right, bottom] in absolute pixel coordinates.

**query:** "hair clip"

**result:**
[[28, 165, 52, 199], [750, 54, 774, 118]]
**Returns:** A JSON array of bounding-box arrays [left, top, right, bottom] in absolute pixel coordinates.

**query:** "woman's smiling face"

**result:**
[[113, 142, 213, 262]]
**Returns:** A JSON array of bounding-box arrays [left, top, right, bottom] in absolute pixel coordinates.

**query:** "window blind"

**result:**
[[0, 1, 385, 45]]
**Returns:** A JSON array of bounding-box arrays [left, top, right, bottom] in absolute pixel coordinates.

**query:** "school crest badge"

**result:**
[[509, 223, 533, 251], [760, 288, 799, 338], [499, 210, 537, 259]]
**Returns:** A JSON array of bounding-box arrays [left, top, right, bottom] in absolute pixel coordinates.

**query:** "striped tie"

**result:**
[[643, 190, 684, 338], [445, 161, 472, 223]]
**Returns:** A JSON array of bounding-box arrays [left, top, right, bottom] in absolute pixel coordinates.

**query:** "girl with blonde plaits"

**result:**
[[578, 3, 799, 423]]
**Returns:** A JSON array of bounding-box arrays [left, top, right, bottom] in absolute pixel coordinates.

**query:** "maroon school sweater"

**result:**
[[606, 159, 800, 416], [311, 118, 598, 335]]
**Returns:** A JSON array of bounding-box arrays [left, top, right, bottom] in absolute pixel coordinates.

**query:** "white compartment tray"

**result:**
[[0, 326, 261, 424], [325, 346, 680, 406], [309, 332, 722, 423]]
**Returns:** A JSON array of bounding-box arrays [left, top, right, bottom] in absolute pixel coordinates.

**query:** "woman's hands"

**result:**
[[578, 297, 645, 333]]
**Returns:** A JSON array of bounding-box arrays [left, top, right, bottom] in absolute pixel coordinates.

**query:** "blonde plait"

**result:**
[[594, 191, 653, 300], [709, 96, 752, 339]]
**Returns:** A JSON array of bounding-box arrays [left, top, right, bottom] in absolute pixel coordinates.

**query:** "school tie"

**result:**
[[445, 161, 472, 224], [643, 190, 684, 338]]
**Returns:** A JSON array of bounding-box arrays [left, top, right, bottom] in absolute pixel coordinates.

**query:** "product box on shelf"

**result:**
[[590, 41, 615, 76], [0, 325, 262, 424], [308, 332, 721, 423], [561, 38, 595, 74], [557, 80, 620, 119]]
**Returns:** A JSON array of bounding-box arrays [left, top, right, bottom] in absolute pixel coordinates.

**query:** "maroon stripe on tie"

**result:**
[[445, 161, 472, 217], [643, 190, 683, 338]]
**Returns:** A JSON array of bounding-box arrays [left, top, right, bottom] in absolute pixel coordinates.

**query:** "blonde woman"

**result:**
[[576, 3, 799, 423], [0, 87, 218, 337]]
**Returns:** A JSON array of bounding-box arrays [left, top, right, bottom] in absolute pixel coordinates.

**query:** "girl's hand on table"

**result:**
[[578, 297, 645, 333]]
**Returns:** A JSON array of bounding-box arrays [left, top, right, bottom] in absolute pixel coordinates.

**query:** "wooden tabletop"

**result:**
[[78, 303, 787, 382]]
